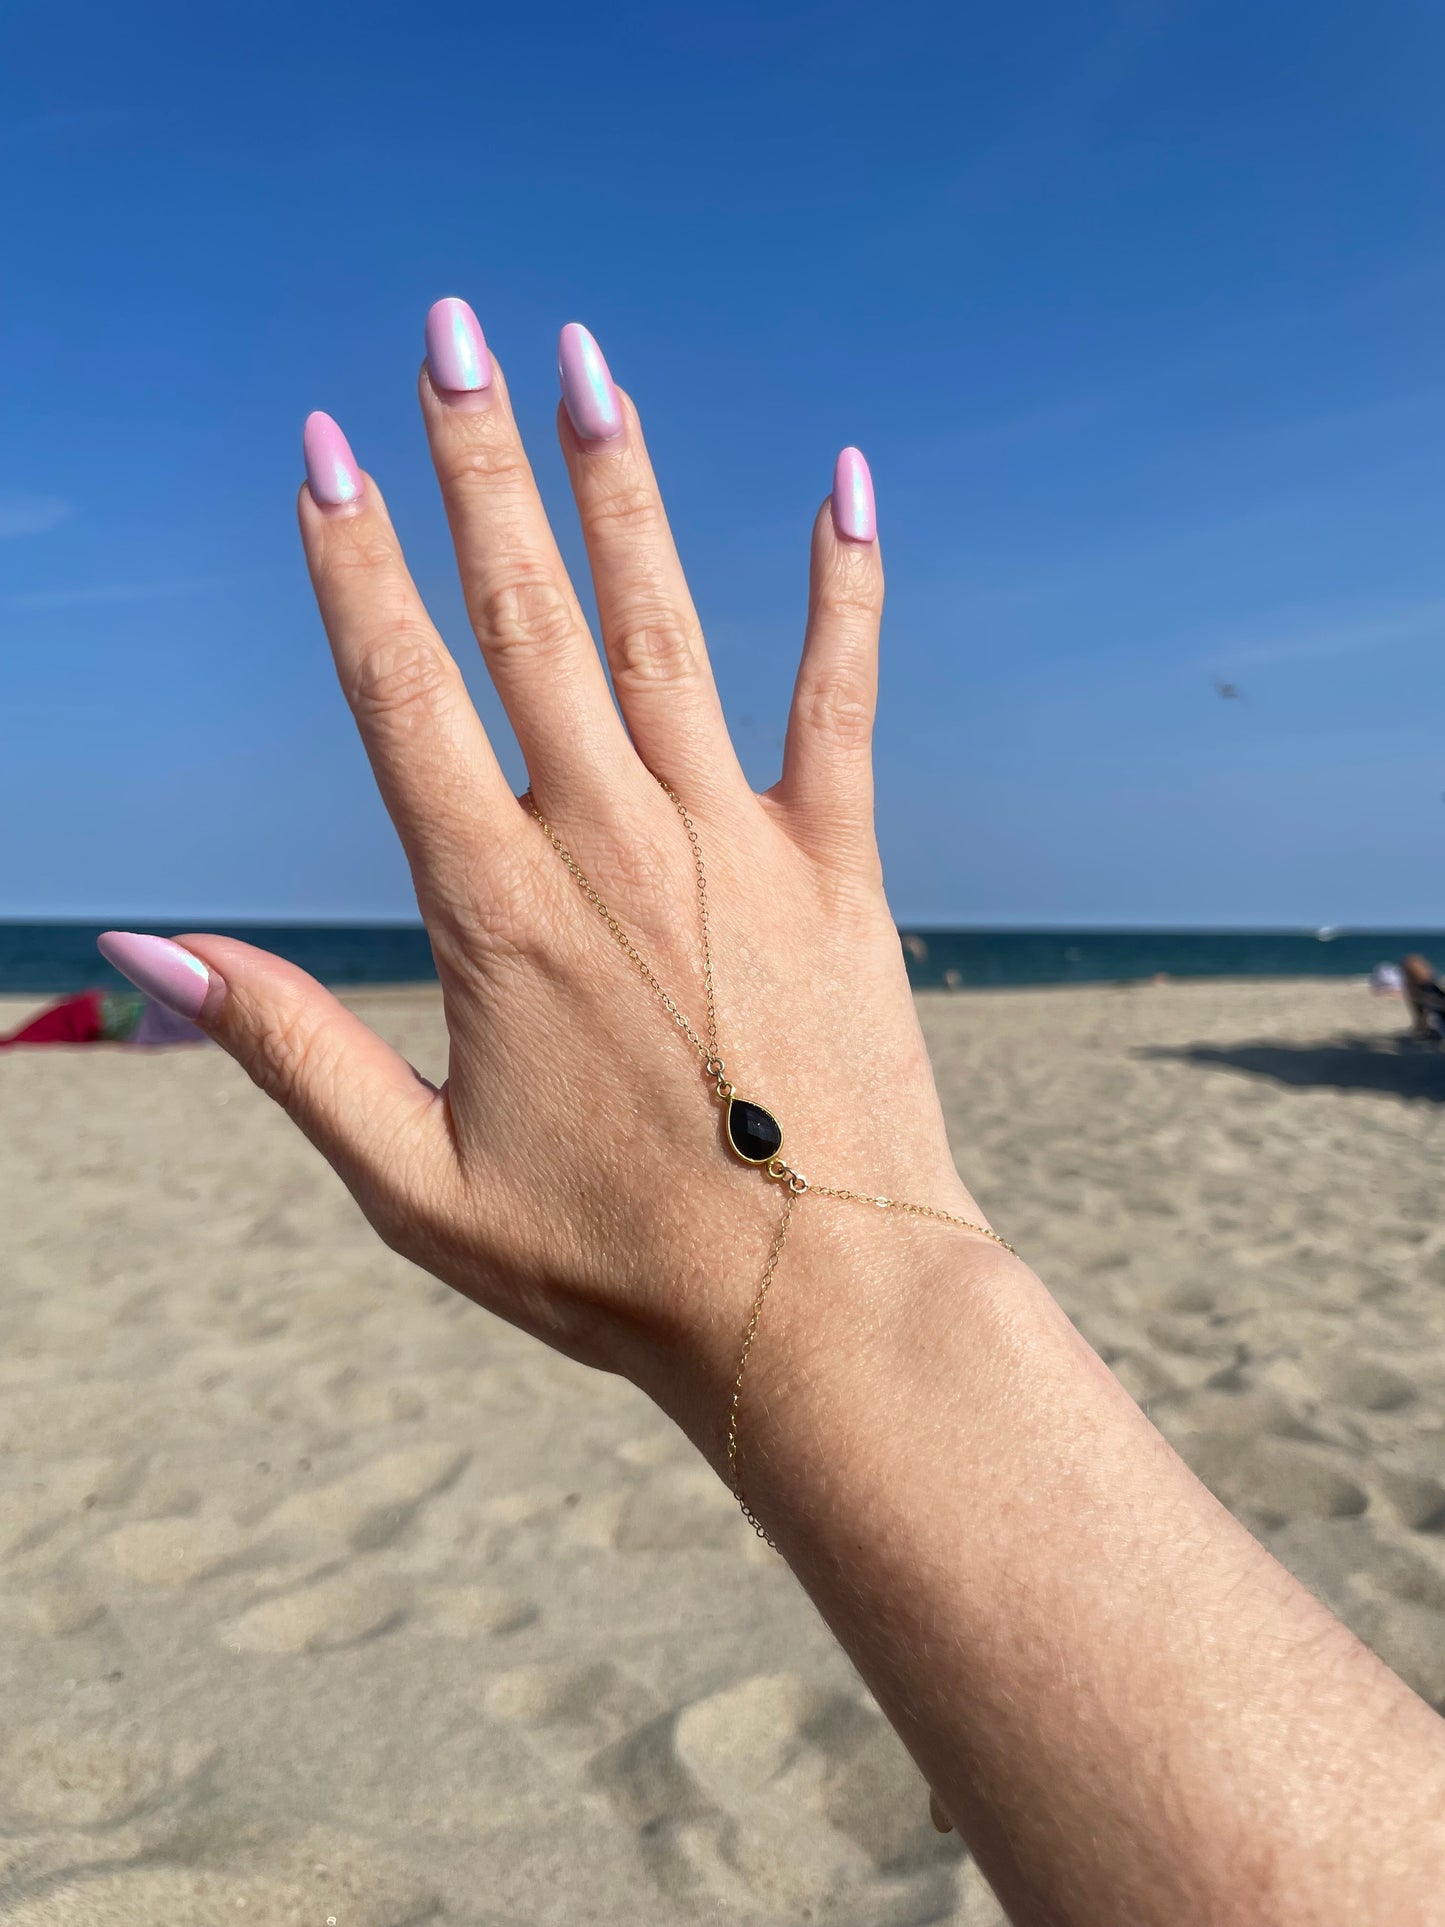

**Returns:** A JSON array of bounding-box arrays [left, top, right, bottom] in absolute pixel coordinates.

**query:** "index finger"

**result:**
[[299, 411, 524, 943]]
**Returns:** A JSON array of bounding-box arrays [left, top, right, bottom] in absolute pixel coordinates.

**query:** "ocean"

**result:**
[[2, 923, 1442, 998]]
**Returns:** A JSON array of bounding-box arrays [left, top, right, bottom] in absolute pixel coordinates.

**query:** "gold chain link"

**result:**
[[810, 1184, 1018, 1245], [725, 1189, 796, 1546], [527, 784, 720, 1068], [527, 779, 1016, 1544]]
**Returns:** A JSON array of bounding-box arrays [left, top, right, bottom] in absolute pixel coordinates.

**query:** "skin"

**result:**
[[175, 341, 1445, 1925], [1401, 954, 1442, 1038]]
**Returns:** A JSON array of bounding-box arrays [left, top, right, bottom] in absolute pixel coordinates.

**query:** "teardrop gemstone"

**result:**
[[726, 1097, 783, 1165]]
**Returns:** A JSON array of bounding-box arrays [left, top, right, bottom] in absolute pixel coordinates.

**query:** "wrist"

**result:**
[[652, 1188, 1037, 1509]]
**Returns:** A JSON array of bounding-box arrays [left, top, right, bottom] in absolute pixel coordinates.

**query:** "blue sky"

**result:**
[[3, 0, 1442, 926]]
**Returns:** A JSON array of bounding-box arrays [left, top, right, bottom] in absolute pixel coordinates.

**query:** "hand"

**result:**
[[98, 307, 1445, 1926], [101, 308, 998, 1456]]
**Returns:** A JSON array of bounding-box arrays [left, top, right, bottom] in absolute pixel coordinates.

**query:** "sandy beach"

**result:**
[[1, 976, 1441, 1926]]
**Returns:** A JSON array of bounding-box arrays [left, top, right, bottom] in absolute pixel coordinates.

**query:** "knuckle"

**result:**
[[347, 626, 453, 728], [609, 610, 700, 688], [820, 539, 884, 619], [248, 1002, 336, 1114], [440, 438, 536, 491], [429, 845, 551, 971], [817, 577, 882, 626], [475, 570, 579, 660], [586, 480, 660, 535], [436, 890, 537, 972], [799, 673, 875, 749], [325, 530, 401, 578]]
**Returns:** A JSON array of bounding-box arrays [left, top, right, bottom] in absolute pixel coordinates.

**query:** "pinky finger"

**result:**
[[777, 448, 883, 858], [97, 931, 454, 1242]]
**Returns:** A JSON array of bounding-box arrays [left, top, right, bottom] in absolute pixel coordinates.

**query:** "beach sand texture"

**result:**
[[1, 978, 1442, 1925]]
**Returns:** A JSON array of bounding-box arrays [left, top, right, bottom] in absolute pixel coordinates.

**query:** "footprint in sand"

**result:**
[[220, 1570, 410, 1654], [26, 1587, 107, 1637], [102, 1513, 267, 1588], [1203, 1355, 1254, 1395], [1323, 1357, 1418, 1414], [101, 1513, 273, 1588], [1183, 1433, 1368, 1524], [1163, 1281, 1218, 1315], [1376, 1468, 1445, 1534], [1173, 1384, 1338, 1453], [674, 1673, 949, 1870], [1144, 1315, 1236, 1362], [1363, 1536, 1445, 1616], [592, 1672, 958, 1919], [420, 1585, 538, 1639], [486, 1659, 656, 1749], [280, 1358, 431, 1428], [268, 1442, 468, 1552]]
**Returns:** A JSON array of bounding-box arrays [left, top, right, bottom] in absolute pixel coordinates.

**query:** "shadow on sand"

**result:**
[[1139, 1035, 1445, 1103]]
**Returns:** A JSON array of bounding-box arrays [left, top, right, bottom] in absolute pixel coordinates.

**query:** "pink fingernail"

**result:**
[[303, 411, 364, 507], [832, 446, 876, 543], [558, 322, 623, 441], [426, 297, 492, 395], [97, 933, 219, 1023]]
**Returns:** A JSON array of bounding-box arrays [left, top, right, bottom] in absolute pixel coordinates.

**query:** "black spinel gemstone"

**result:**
[[727, 1099, 783, 1164]]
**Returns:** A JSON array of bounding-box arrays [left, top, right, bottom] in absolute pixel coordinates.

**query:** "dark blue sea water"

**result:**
[[2, 922, 1442, 997], [896, 928, 1445, 991], [0, 924, 439, 997]]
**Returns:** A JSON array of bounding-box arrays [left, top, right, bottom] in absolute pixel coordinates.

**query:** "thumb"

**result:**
[[97, 931, 451, 1227]]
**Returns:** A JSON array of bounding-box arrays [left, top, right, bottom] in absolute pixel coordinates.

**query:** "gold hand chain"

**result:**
[[527, 781, 1016, 1549]]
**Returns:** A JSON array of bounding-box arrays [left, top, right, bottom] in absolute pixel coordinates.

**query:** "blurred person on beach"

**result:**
[[1401, 953, 1445, 1040], [0, 987, 206, 1049], [97, 304, 1445, 1927]]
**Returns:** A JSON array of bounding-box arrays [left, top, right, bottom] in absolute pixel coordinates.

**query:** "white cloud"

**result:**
[[0, 494, 73, 539]]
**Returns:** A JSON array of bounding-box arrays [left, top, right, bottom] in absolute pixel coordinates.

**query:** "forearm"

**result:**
[[727, 1225, 1445, 1925]]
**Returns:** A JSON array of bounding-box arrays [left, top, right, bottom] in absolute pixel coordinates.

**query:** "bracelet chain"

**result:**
[[526, 781, 1016, 1550]]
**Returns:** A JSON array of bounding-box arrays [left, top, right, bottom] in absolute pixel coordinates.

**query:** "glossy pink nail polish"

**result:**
[[832, 447, 876, 542], [426, 297, 492, 394], [558, 323, 623, 441], [98, 933, 218, 1022], [303, 411, 364, 507]]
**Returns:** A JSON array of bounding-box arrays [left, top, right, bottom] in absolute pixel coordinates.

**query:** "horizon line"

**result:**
[[4, 917, 1445, 937]]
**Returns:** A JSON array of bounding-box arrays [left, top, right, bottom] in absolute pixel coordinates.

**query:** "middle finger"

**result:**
[[419, 298, 633, 800], [556, 324, 745, 805]]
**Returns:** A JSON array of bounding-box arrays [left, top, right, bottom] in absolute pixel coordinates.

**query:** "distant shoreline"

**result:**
[[2, 921, 1442, 997]]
